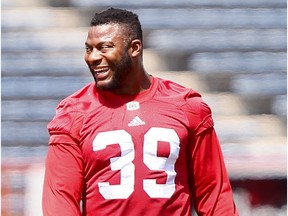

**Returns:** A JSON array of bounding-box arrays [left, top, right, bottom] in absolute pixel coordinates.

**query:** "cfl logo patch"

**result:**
[[126, 101, 140, 111]]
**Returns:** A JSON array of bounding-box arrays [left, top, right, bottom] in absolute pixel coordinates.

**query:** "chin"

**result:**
[[96, 82, 110, 91], [96, 79, 120, 91]]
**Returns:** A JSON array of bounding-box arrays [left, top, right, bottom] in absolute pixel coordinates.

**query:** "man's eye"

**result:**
[[100, 45, 113, 52], [85, 46, 92, 52]]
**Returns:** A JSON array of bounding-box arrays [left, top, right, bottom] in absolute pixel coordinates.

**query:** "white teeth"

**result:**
[[94, 67, 109, 74]]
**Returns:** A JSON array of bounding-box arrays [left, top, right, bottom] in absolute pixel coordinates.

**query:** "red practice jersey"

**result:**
[[43, 76, 238, 216]]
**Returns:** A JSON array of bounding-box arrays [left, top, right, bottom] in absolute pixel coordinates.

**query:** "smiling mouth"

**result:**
[[93, 67, 110, 74], [91, 66, 111, 81]]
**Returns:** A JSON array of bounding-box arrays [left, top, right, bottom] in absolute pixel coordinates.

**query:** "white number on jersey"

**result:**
[[92, 127, 180, 199], [92, 130, 135, 199], [143, 127, 180, 198]]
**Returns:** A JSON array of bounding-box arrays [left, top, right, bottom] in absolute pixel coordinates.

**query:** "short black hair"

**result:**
[[90, 8, 143, 42]]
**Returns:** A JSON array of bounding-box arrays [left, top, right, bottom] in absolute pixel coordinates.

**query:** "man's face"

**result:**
[[84, 24, 132, 91]]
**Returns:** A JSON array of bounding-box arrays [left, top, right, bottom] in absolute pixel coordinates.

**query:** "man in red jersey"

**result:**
[[42, 8, 239, 216]]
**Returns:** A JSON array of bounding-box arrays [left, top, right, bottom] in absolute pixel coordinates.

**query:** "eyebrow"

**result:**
[[85, 40, 116, 47]]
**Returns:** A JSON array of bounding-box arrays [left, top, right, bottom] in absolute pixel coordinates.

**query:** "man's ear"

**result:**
[[130, 39, 142, 57]]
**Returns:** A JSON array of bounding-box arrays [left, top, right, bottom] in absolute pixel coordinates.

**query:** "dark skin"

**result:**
[[84, 23, 151, 95]]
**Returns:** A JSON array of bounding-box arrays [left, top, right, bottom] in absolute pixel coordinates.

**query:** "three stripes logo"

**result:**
[[128, 116, 145, 127]]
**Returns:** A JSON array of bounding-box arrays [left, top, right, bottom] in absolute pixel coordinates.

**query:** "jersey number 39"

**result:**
[[93, 127, 180, 199]]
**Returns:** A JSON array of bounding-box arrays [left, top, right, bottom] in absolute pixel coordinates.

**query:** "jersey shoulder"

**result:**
[[47, 82, 98, 142], [154, 76, 205, 109], [155, 77, 214, 134]]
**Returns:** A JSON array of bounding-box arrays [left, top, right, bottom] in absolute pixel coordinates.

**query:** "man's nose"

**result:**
[[87, 49, 102, 62]]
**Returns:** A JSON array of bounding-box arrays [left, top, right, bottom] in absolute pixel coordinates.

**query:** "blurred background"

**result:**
[[1, 0, 287, 215]]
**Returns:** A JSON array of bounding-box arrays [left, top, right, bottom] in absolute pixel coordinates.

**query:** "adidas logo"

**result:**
[[128, 116, 145, 127]]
